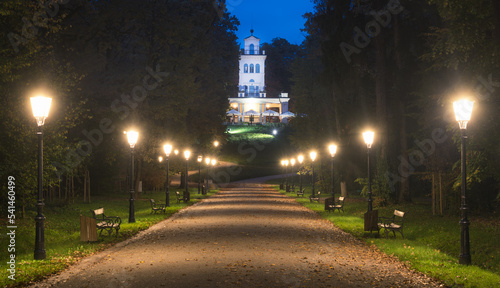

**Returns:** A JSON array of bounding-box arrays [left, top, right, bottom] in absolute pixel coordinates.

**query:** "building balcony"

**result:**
[[238, 92, 267, 98], [240, 49, 266, 55]]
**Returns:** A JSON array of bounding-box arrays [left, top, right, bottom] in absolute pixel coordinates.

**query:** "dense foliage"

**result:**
[[289, 0, 500, 213], [0, 0, 239, 212]]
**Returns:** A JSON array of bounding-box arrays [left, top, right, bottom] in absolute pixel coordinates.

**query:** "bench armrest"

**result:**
[[102, 215, 122, 225], [378, 216, 393, 225]]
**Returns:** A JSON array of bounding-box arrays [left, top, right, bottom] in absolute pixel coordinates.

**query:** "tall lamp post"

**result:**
[[284, 159, 289, 192], [205, 157, 211, 193], [126, 130, 139, 223], [184, 150, 191, 202], [453, 99, 474, 265], [31, 96, 52, 260], [280, 160, 285, 190], [329, 144, 338, 199], [290, 158, 296, 191], [197, 155, 202, 194], [163, 144, 172, 207], [310, 151, 317, 197], [363, 131, 374, 212], [298, 155, 304, 193], [211, 159, 217, 189]]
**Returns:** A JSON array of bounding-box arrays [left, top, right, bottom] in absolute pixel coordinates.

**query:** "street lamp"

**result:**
[[213, 140, 219, 148], [163, 144, 172, 206], [30, 95, 52, 260], [204, 157, 211, 193], [298, 155, 304, 193], [284, 159, 289, 192], [329, 144, 338, 199], [310, 151, 317, 197], [453, 99, 474, 265], [126, 130, 139, 223], [211, 159, 216, 189], [280, 160, 285, 190], [290, 158, 296, 191], [197, 155, 202, 194], [363, 131, 374, 212], [184, 150, 191, 202]]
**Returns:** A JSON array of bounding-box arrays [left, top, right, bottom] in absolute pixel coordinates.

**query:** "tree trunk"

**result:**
[[393, 13, 410, 203], [180, 171, 186, 188], [439, 172, 443, 215], [65, 174, 68, 201], [331, 82, 344, 184], [71, 172, 74, 203], [375, 24, 387, 159], [83, 171, 87, 203], [432, 173, 436, 216], [135, 158, 142, 199], [398, 98, 410, 202], [493, 1, 500, 43]]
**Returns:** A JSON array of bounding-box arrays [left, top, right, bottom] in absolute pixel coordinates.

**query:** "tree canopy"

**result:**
[[289, 0, 500, 211], [0, 0, 239, 211]]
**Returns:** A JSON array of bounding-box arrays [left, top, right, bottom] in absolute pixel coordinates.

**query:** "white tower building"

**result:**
[[228, 30, 290, 123]]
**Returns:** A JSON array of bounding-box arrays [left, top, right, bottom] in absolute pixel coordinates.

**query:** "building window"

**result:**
[[250, 64, 254, 73], [256, 64, 260, 73], [244, 64, 248, 73], [249, 44, 255, 54]]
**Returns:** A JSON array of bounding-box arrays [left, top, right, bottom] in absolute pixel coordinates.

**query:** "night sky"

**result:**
[[228, 0, 315, 46]]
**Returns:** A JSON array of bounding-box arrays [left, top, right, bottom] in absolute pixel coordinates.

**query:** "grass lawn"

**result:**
[[274, 180, 500, 288], [222, 124, 292, 167], [0, 188, 217, 288]]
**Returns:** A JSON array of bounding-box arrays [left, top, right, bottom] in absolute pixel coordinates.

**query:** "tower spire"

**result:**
[[251, 13, 254, 35]]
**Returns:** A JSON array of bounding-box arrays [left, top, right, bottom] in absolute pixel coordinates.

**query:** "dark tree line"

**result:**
[[0, 0, 239, 212], [289, 0, 500, 213]]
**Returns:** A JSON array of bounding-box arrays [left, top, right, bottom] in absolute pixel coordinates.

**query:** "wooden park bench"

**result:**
[[309, 191, 321, 202], [150, 199, 166, 214], [90, 208, 121, 237], [297, 189, 305, 197], [377, 210, 406, 239], [175, 191, 183, 203], [325, 196, 345, 213]]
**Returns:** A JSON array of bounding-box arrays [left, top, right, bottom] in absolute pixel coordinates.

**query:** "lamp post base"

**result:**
[[459, 215, 471, 265], [129, 196, 135, 223], [367, 194, 373, 212], [34, 213, 46, 260]]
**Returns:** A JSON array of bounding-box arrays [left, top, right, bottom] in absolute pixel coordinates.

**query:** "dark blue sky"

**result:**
[[227, 0, 315, 46]]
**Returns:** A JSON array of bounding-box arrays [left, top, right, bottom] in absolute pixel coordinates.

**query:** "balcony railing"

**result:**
[[241, 49, 266, 55]]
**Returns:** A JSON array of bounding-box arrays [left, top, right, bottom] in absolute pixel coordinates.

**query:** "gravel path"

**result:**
[[31, 183, 442, 288]]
